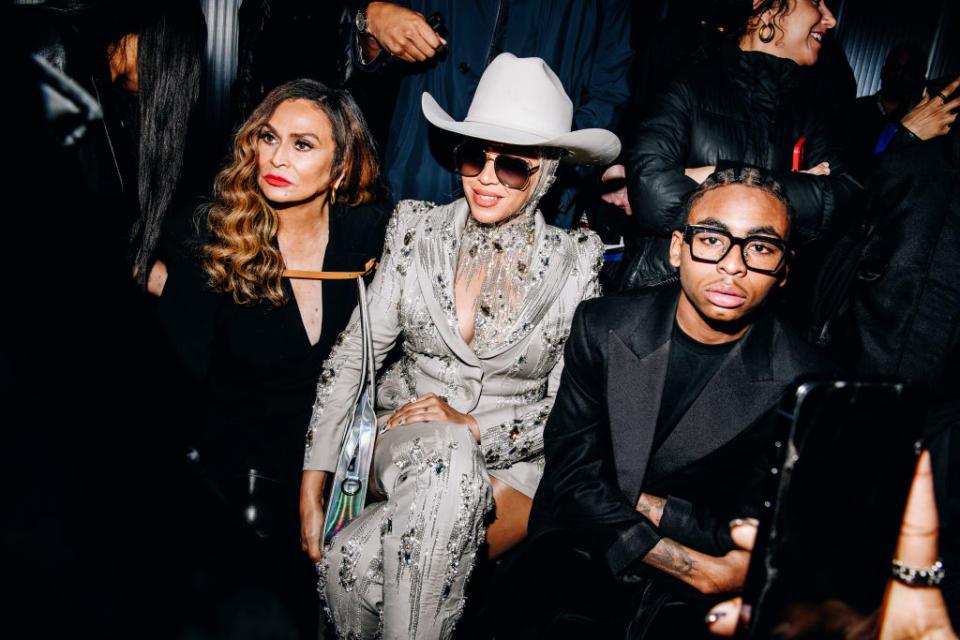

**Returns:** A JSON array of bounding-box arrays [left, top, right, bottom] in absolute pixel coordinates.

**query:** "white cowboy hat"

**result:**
[[421, 53, 621, 166]]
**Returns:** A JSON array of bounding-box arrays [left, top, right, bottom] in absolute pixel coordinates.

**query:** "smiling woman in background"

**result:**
[[158, 79, 388, 638], [618, 0, 861, 305]]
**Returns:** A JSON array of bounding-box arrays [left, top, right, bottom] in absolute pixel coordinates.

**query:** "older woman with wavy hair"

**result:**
[[158, 78, 388, 637]]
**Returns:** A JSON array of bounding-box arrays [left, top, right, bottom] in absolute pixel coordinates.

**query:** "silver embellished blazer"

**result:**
[[303, 198, 602, 497]]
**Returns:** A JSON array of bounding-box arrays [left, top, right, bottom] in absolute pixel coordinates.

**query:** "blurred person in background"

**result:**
[[616, 0, 860, 323]]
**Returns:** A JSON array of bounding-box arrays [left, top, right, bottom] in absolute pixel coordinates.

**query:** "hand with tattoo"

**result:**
[[642, 517, 758, 594], [643, 538, 751, 594]]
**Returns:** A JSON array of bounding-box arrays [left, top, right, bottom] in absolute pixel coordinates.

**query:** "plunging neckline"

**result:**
[[278, 211, 331, 349], [453, 210, 537, 355], [285, 277, 325, 348], [454, 268, 482, 349]]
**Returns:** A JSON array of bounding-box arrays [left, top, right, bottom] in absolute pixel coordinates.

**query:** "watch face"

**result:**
[[355, 10, 367, 33]]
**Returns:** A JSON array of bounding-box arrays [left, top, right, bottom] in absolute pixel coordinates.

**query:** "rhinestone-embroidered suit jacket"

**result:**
[[304, 199, 603, 497]]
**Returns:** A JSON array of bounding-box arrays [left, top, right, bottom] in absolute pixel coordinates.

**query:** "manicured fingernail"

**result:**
[[730, 518, 759, 527], [707, 600, 740, 626], [706, 610, 726, 624]]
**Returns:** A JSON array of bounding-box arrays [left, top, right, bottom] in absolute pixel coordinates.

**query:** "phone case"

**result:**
[[738, 378, 919, 638]]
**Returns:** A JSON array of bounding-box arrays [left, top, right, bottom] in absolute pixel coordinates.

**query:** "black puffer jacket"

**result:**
[[619, 46, 861, 289]]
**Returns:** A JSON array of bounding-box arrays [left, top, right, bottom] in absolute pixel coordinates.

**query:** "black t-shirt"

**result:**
[[654, 322, 740, 451]]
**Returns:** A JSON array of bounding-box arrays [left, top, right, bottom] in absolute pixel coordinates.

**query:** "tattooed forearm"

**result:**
[[644, 538, 695, 579], [635, 493, 667, 527]]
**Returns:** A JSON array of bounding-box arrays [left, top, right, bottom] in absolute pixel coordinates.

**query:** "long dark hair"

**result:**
[[43, 1, 206, 285], [129, 3, 206, 285]]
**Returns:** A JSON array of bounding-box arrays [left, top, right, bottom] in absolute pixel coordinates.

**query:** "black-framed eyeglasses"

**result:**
[[682, 225, 788, 274], [453, 140, 540, 190]]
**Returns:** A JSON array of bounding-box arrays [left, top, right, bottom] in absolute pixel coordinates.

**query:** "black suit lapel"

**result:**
[[606, 286, 679, 503], [607, 333, 668, 504], [645, 314, 782, 484]]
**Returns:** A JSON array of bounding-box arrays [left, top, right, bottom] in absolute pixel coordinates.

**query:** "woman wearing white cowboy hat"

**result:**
[[300, 53, 620, 639]]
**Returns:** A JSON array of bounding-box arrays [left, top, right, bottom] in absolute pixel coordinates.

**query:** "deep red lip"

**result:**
[[263, 174, 292, 186]]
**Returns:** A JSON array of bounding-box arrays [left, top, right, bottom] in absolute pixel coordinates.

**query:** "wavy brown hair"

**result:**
[[202, 79, 380, 306]]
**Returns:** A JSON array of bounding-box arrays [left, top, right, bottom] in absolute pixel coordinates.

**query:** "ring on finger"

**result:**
[[937, 91, 949, 101]]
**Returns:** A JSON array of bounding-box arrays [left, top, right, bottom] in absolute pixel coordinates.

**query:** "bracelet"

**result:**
[[899, 123, 921, 141], [891, 558, 945, 586]]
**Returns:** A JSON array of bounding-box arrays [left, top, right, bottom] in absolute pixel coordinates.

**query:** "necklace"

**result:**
[[456, 211, 537, 355]]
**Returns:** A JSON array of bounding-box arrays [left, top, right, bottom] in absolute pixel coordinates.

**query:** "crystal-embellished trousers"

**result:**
[[320, 422, 494, 639]]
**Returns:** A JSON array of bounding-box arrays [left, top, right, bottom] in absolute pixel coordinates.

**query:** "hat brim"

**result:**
[[421, 93, 620, 166]]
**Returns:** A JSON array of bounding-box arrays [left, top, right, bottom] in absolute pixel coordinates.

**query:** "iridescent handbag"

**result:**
[[284, 259, 378, 543], [322, 270, 378, 542]]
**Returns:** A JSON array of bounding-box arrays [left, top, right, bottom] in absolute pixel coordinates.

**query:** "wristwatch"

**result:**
[[355, 3, 370, 35]]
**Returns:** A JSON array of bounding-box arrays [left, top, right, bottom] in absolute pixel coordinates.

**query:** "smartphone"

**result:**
[[737, 378, 919, 638]]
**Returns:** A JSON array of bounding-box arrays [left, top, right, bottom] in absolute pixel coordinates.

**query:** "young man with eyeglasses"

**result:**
[[512, 167, 831, 637]]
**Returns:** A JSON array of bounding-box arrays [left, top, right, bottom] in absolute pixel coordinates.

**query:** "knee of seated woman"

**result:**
[[381, 421, 481, 458], [379, 422, 490, 494]]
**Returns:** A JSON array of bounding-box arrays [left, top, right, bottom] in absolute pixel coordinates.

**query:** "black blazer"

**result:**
[[158, 200, 390, 487], [529, 284, 830, 581]]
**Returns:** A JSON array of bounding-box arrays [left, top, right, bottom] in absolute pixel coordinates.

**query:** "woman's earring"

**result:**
[[329, 186, 337, 205], [758, 23, 775, 43]]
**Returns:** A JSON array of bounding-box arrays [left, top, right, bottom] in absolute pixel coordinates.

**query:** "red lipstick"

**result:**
[[263, 174, 292, 187]]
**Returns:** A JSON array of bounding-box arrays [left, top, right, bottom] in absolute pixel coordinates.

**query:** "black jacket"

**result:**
[[529, 284, 830, 583], [158, 201, 390, 491], [619, 47, 861, 289], [838, 131, 960, 400]]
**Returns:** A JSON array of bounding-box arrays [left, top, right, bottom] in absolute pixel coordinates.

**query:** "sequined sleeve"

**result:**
[[476, 231, 603, 470], [303, 200, 429, 472]]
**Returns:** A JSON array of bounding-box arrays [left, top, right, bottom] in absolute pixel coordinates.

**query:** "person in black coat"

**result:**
[[4, 3, 209, 637], [616, 0, 860, 294], [521, 168, 830, 639], [831, 125, 960, 626], [157, 79, 388, 639]]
